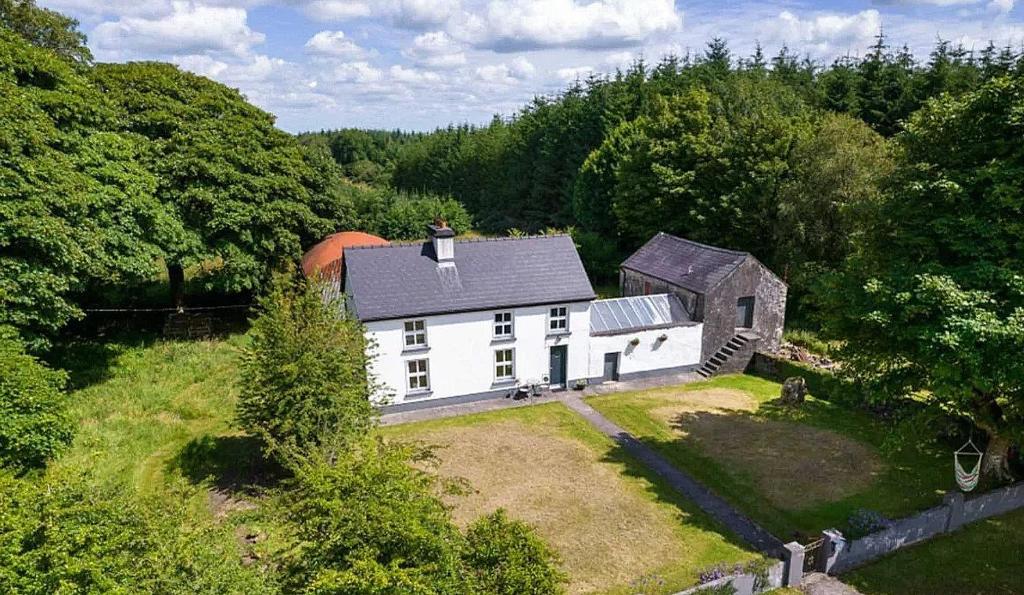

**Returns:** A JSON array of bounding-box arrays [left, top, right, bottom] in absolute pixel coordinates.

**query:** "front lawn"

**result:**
[[844, 507, 1024, 594], [586, 375, 953, 540], [384, 403, 760, 594]]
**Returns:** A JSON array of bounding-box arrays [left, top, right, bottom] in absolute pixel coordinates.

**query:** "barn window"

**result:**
[[737, 297, 755, 328]]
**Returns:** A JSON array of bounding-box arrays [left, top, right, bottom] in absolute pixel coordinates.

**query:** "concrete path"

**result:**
[[800, 573, 864, 595], [380, 391, 556, 426], [381, 371, 702, 426], [560, 394, 786, 558]]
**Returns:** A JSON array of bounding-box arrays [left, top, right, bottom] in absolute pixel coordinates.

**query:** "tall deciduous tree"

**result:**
[[0, 0, 90, 63], [0, 31, 171, 345], [92, 62, 339, 306], [817, 75, 1024, 479]]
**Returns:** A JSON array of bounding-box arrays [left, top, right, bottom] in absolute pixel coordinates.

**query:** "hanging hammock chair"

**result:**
[[955, 438, 983, 492]]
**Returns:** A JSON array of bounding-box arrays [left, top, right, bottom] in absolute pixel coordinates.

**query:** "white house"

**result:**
[[342, 224, 708, 410]]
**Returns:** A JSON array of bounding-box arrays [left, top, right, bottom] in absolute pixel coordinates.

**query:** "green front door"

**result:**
[[549, 345, 567, 389]]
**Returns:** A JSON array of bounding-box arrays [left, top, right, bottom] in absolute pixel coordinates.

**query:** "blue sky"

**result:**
[[40, 0, 1024, 132]]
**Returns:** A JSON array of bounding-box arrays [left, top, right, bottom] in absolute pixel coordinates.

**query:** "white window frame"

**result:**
[[403, 319, 427, 349], [494, 349, 515, 383], [548, 306, 569, 334], [406, 359, 430, 393], [493, 311, 514, 339]]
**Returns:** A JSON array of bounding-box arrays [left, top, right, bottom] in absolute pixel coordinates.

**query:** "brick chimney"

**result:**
[[427, 218, 455, 263]]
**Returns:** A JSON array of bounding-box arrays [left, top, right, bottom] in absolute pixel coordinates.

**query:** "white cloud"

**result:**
[[555, 65, 595, 81], [388, 0, 461, 28], [389, 64, 442, 84], [452, 0, 682, 51], [42, 0, 172, 18], [475, 56, 535, 83], [768, 10, 882, 52], [305, 30, 366, 56], [92, 2, 264, 57], [878, 0, 981, 5], [403, 31, 467, 68], [172, 54, 229, 77], [299, 0, 372, 21], [603, 50, 635, 67], [988, 0, 1015, 13], [329, 60, 383, 83]]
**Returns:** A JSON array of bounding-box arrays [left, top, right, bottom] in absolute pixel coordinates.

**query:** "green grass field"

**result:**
[[586, 375, 954, 540], [845, 507, 1024, 594], [47, 334, 759, 594], [46, 334, 281, 573], [384, 403, 760, 594]]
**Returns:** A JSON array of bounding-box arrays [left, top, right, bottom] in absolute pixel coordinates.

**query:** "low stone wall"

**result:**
[[827, 482, 1024, 574], [672, 561, 785, 595], [747, 352, 850, 405]]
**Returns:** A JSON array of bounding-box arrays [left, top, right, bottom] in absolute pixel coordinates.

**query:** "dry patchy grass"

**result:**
[[646, 388, 883, 510], [388, 404, 756, 594], [587, 375, 953, 538], [666, 409, 883, 510]]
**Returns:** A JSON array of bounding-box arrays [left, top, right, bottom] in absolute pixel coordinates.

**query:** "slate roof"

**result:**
[[344, 235, 596, 321], [621, 232, 750, 294], [590, 294, 693, 336]]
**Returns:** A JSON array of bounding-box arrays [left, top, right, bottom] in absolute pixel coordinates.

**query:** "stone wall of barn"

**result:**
[[620, 269, 703, 320], [621, 258, 787, 363], [700, 257, 787, 361]]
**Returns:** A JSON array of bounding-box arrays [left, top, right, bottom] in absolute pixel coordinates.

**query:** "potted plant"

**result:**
[[573, 378, 587, 390], [629, 337, 640, 347]]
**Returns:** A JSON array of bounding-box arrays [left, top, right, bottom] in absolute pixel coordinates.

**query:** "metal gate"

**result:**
[[803, 538, 825, 573]]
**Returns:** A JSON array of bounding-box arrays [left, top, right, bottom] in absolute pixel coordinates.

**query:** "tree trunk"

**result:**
[[168, 262, 185, 312], [982, 434, 1014, 482]]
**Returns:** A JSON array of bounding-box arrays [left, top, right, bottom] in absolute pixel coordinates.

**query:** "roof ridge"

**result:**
[[657, 232, 749, 258], [592, 293, 673, 304], [345, 233, 571, 251]]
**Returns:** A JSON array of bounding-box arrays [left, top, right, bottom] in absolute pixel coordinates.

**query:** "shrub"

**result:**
[[465, 509, 566, 594], [238, 276, 377, 464], [845, 508, 893, 539], [0, 470, 272, 593], [279, 439, 473, 593], [0, 327, 73, 471]]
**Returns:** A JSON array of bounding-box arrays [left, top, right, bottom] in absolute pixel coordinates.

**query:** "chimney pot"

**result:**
[[427, 223, 455, 263]]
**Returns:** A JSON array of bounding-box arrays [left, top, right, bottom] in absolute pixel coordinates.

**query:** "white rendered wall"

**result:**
[[364, 301, 591, 405], [587, 323, 703, 380]]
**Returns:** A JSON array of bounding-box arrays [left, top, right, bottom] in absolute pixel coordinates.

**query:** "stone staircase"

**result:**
[[696, 331, 760, 378]]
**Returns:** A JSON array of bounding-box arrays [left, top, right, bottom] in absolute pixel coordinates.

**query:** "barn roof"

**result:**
[[589, 294, 693, 336], [301, 231, 389, 280], [344, 235, 596, 322], [621, 232, 750, 294]]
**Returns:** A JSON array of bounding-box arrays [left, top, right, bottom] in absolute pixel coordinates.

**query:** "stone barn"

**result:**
[[620, 232, 787, 376]]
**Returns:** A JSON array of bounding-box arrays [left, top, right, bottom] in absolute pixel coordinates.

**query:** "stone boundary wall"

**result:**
[[672, 561, 785, 595], [827, 482, 1024, 574]]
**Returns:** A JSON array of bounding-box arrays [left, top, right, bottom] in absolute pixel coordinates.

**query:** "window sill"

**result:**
[[546, 331, 571, 338], [491, 379, 517, 389], [402, 346, 430, 355], [405, 390, 433, 400], [491, 336, 516, 344]]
